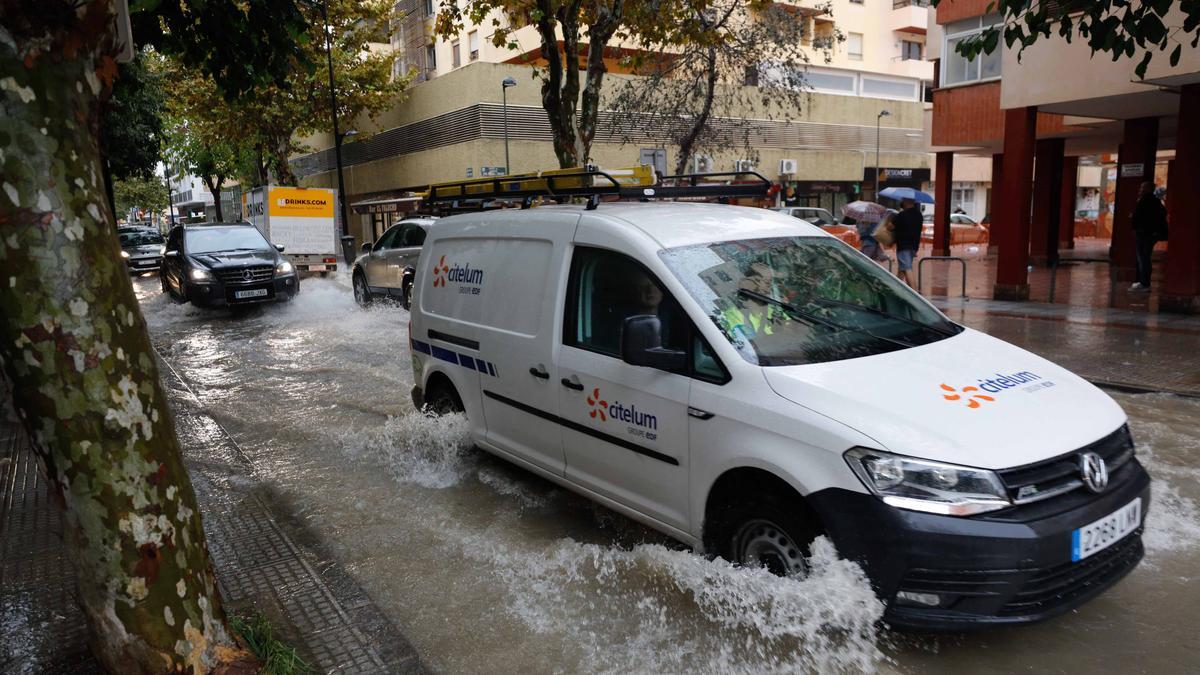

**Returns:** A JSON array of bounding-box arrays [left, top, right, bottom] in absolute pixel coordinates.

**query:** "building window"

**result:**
[[942, 13, 1003, 86], [901, 40, 923, 61], [426, 43, 437, 75], [847, 32, 863, 61], [805, 68, 857, 95], [861, 76, 919, 101], [452, 39, 461, 68], [744, 65, 759, 87], [425, 0, 434, 16], [468, 30, 479, 61], [952, 184, 975, 214]]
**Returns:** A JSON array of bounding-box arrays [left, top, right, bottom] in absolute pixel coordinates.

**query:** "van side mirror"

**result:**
[[361, 241, 373, 253], [621, 315, 686, 371], [274, 244, 285, 253]]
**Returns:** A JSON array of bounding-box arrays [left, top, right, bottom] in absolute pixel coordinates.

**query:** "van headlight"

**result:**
[[276, 261, 294, 275], [844, 448, 1011, 516], [190, 267, 213, 282]]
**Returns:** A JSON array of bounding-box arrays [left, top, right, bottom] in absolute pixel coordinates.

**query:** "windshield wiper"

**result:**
[[811, 297, 957, 337], [736, 288, 914, 348]]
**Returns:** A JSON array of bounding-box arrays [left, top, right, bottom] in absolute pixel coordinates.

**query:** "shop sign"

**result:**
[[1119, 163, 1144, 178], [466, 167, 474, 178], [480, 166, 508, 177]]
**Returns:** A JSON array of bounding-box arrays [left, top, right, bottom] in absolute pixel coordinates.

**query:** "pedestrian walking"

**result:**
[[1130, 181, 1167, 292], [892, 198, 923, 289], [859, 209, 895, 262]]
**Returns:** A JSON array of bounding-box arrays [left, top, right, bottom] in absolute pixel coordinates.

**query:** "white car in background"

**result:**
[[351, 217, 436, 308]]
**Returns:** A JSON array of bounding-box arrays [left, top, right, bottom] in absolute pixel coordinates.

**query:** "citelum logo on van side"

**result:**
[[586, 387, 657, 430], [432, 255, 484, 289]]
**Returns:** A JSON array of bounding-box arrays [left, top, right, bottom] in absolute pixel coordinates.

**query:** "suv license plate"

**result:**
[[234, 288, 269, 299], [307, 264, 327, 272], [1072, 498, 1141, 562]]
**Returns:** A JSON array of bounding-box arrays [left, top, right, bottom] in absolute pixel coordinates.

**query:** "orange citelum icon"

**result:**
[[433, 255, 448, 287], [940, 383, 995, 409], [586, 387, 608, 421]]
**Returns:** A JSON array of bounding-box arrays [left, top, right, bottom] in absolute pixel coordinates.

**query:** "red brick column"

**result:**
[[1110, 117, 1159, 281], [987, 153, 1003, 254], [1059, 156, 1079, 250], [1030, 138, 1065, 265], [1163, 84, 1200, 313], [994, 107, 1037, 301], [933, 151, 953, 257]]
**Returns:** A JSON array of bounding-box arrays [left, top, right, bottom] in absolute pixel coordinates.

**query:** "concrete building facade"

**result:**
[[295, 0, 938, 244]]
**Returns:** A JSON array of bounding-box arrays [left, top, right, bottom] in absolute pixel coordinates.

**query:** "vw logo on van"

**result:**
[[1079, 452, 1109, 493]]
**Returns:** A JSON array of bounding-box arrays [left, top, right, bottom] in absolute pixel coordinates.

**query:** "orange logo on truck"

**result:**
[[587, 387, 608, 421], [940, 383, 995, 409], [432, 255, 449, 287]]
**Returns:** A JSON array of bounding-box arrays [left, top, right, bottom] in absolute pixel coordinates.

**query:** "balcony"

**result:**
[[891, 0, 929, 34]]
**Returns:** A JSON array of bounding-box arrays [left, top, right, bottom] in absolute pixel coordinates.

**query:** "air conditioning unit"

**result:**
[[779, 158, 798, 175], [692, 154, 714, 173], [734, 159, 756, 173]]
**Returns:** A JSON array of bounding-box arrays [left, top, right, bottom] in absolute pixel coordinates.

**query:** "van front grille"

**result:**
[[997, 425, 1135, 505]]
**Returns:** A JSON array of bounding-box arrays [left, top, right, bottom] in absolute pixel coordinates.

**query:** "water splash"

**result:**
[[453, 531, 886, 673], [340, 412, 473, 489]]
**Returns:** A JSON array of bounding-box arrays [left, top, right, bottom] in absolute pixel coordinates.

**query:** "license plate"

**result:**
[[135, 259, 155, 266], [1072, 498, 1142, 562], [234, 288, 269, 299], [308, 264, 327, 272]]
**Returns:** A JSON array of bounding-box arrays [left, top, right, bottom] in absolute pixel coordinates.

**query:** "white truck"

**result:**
[[242, 186, 339, 275]]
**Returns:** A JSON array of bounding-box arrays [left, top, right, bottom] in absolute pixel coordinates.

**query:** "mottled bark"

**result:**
[[0, 2, 250, 672], [200, 174, 225, 222], [672, 44, 718, 176]]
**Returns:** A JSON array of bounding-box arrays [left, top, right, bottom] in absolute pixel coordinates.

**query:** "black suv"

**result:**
[[118, 226, 166, 274], [160, 222, 299, 308]]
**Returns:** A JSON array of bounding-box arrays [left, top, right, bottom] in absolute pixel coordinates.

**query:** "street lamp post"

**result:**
[[319, 0, 351, 238], [502, 76, 517, 175], [874, 109, 891, 200]]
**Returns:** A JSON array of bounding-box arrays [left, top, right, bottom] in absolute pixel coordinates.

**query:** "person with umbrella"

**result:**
[[843, 200, 890, 262], [878, 187, 934, 290]]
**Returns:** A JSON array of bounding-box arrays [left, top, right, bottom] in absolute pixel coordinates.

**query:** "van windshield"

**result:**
[[660, 237, 963, 366]]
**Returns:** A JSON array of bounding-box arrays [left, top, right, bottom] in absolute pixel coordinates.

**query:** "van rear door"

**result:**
[[424, 211, 579, 475]]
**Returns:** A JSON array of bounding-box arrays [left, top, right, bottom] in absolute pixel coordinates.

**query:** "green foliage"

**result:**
[[159, 0, 408, 186], [936, 0, 1200, 79], [230, 613, 312, 675], [130, 0, 312, 99], [113, 174, 168, 220], [102, 51, 165, 180]]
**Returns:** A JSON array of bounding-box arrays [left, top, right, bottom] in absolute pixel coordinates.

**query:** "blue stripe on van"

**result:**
[[411, 338, 432, 355], [412, 337, 496, 377], [459, 354, 477, 370], [487, 362, 497, 377], [430, 345, 459, 364]]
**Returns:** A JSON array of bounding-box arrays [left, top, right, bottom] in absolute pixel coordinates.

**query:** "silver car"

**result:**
[[351, 217, 436, 308]]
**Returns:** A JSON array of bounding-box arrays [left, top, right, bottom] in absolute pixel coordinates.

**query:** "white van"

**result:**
[[408, 197, 1149, 630]]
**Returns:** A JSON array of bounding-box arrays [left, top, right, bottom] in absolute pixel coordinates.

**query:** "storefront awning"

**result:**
[[350, 196, 424, 215]]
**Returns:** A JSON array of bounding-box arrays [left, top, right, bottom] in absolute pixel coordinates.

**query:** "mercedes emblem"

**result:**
[[1079, 452, 1109, 493], [242, 269, 253, 281]]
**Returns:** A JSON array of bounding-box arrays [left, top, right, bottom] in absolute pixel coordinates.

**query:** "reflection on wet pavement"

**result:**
[[132, 273, 1200, 674]]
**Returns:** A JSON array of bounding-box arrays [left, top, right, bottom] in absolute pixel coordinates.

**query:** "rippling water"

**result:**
[[134, 275, 1200, 674]]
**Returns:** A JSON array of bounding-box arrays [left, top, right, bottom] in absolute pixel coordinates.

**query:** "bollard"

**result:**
[[917, 256, 968, 298]]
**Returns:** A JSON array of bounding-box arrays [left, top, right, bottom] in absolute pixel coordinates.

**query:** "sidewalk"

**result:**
[[0, 356, 422, 674]]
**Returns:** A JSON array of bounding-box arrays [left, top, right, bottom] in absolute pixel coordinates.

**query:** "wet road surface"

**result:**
[[133, 274, 1200, 673]]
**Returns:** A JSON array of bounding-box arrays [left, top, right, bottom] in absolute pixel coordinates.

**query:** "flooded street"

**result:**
[[133, 275, 1200, 673]]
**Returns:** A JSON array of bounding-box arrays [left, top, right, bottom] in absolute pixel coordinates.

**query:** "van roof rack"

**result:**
[[419, 165, 770, 212]]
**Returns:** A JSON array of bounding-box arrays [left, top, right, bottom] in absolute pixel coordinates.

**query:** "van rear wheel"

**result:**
[[715, 493, 818, 578], [423, 381, 464, 416]]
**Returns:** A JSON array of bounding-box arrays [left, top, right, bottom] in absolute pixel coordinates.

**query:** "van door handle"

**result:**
[[560, 376, 584, 391], [688, 407, 715, 420], [529, 365, 549, 379]]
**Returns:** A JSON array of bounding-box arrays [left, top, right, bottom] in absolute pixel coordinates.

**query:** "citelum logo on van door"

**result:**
[[586, 386, 658, 439], [432, 255, 484, 294]]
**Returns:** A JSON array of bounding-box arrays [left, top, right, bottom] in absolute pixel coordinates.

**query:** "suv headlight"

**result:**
[[276, 260, 294, 274], [190, 267, 213, 282], [121, 250, 130, 259], [844, 448, 1011, 516]]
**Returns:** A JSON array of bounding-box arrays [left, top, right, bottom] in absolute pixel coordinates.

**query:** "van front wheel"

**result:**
[[717, 495, 818, 578]]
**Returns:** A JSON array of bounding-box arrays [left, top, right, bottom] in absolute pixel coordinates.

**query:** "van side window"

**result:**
[[693, 334, 730, 384], [565, 247, 688, 358]]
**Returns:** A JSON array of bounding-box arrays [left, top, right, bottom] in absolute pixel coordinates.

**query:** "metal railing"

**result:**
[[893, 0, 930, 8], [917, 256, 968, 298]]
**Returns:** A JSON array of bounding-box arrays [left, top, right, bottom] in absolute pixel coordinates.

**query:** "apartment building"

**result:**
[[295, 0, 937, 243], [926, 1, 1199, 312]]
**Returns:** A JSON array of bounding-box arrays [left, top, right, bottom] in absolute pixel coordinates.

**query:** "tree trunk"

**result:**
[[577, 1, 623, 167], [673, 44, 719, 175], [534, 0, 579, 168], [202, 175, 225, 222], [0, 2, 250, 672], [269, 135, 298, 186]]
